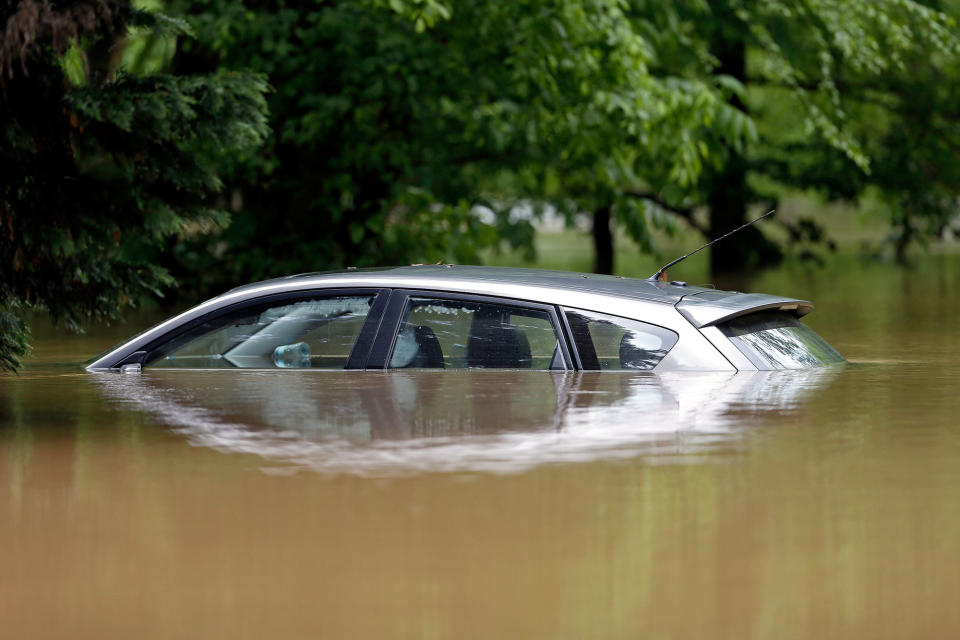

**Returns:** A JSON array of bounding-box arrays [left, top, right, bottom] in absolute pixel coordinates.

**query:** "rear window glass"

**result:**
[[720, 312, 844, 369]]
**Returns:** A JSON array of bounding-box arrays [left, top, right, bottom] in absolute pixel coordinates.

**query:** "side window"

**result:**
[[389, 297, 563, 370], [148, 295, 376, 369], [564, 308, 678, 370]]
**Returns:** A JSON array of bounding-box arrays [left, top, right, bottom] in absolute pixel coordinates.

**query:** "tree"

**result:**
[[159, 0, 751, 291], [757, 0, 960, 260], [632, 0, 960, 272], [168, 0, 959, 282], [0, 0, 269, 372]]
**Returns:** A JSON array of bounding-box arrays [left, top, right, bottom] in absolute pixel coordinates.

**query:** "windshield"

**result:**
[[720, 312, 844, 370]]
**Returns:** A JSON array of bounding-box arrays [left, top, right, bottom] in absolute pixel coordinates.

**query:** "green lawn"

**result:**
[[482, 193, 958, 282]]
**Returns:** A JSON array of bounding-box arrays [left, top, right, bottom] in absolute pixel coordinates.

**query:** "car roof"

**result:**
[[227, 265, 704, 304]]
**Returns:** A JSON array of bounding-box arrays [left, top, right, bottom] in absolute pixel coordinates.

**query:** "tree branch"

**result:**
[[621, 190, 707, 235], [745, 77, 901, 109]]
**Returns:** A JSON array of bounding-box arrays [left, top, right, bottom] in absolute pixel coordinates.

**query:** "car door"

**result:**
[[366, 291, 573, 370]]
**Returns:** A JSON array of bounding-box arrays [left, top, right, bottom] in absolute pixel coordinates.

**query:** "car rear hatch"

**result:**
[[677, 290, 844, 369], [675, 290, 813, 328]]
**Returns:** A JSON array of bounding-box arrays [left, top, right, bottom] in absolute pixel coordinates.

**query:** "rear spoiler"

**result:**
[[676, 291, 813, 328]]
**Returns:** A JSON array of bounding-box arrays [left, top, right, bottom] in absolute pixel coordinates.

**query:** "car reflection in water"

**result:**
[[93, 368, 838, 475]]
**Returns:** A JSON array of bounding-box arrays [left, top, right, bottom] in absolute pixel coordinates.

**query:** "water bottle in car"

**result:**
[[272, 341, 311, 368]]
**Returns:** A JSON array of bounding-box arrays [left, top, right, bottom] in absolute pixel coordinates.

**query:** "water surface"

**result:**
[[2, 255, 959, 638]]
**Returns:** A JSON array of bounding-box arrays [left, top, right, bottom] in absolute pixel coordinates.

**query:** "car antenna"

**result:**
[[647, 209, 775, 282]]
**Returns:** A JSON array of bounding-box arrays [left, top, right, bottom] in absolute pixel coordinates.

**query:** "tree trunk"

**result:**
[[592, 205, 614, 275], [707, 3, 781, 274]]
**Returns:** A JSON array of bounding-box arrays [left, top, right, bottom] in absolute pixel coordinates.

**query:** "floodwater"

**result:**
[[2, 254, 960, 638]]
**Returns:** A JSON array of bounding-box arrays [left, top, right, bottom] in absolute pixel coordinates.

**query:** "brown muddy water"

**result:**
[[2, 255, 960, 639]]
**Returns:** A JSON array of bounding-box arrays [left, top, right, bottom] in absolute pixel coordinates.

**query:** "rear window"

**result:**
[[720, 312, 844, 369]]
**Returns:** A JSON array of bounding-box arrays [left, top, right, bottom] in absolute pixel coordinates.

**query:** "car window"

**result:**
[[564, 308, 678, 370], [389, 297, 563, 369], [719, 311, 844, 369], [148, 295, 376, 369]]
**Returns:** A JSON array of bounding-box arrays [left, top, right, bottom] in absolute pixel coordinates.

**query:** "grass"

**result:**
[[482, 192, 960, 283]]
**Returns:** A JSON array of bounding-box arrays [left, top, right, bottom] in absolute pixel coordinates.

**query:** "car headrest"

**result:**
[[467, 319, 531, 368], [410, 325, 445, 368]]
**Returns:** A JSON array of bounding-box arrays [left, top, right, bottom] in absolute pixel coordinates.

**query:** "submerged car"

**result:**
[[86, 265, 844, 373]]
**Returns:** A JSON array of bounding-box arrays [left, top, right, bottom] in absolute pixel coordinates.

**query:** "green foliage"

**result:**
[[164, 0, 960, 284], [739, 0, 958, 171], [0, 302, 30, 373], [0, 0, 269, 372], [369, 0, 452, 31], [639, 0, 960, 265], [743, 0, 960, 255], [161, 0, 757, 291]]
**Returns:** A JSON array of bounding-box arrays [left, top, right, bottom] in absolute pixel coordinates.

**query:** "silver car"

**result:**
[[86, 265, 844, 373]]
